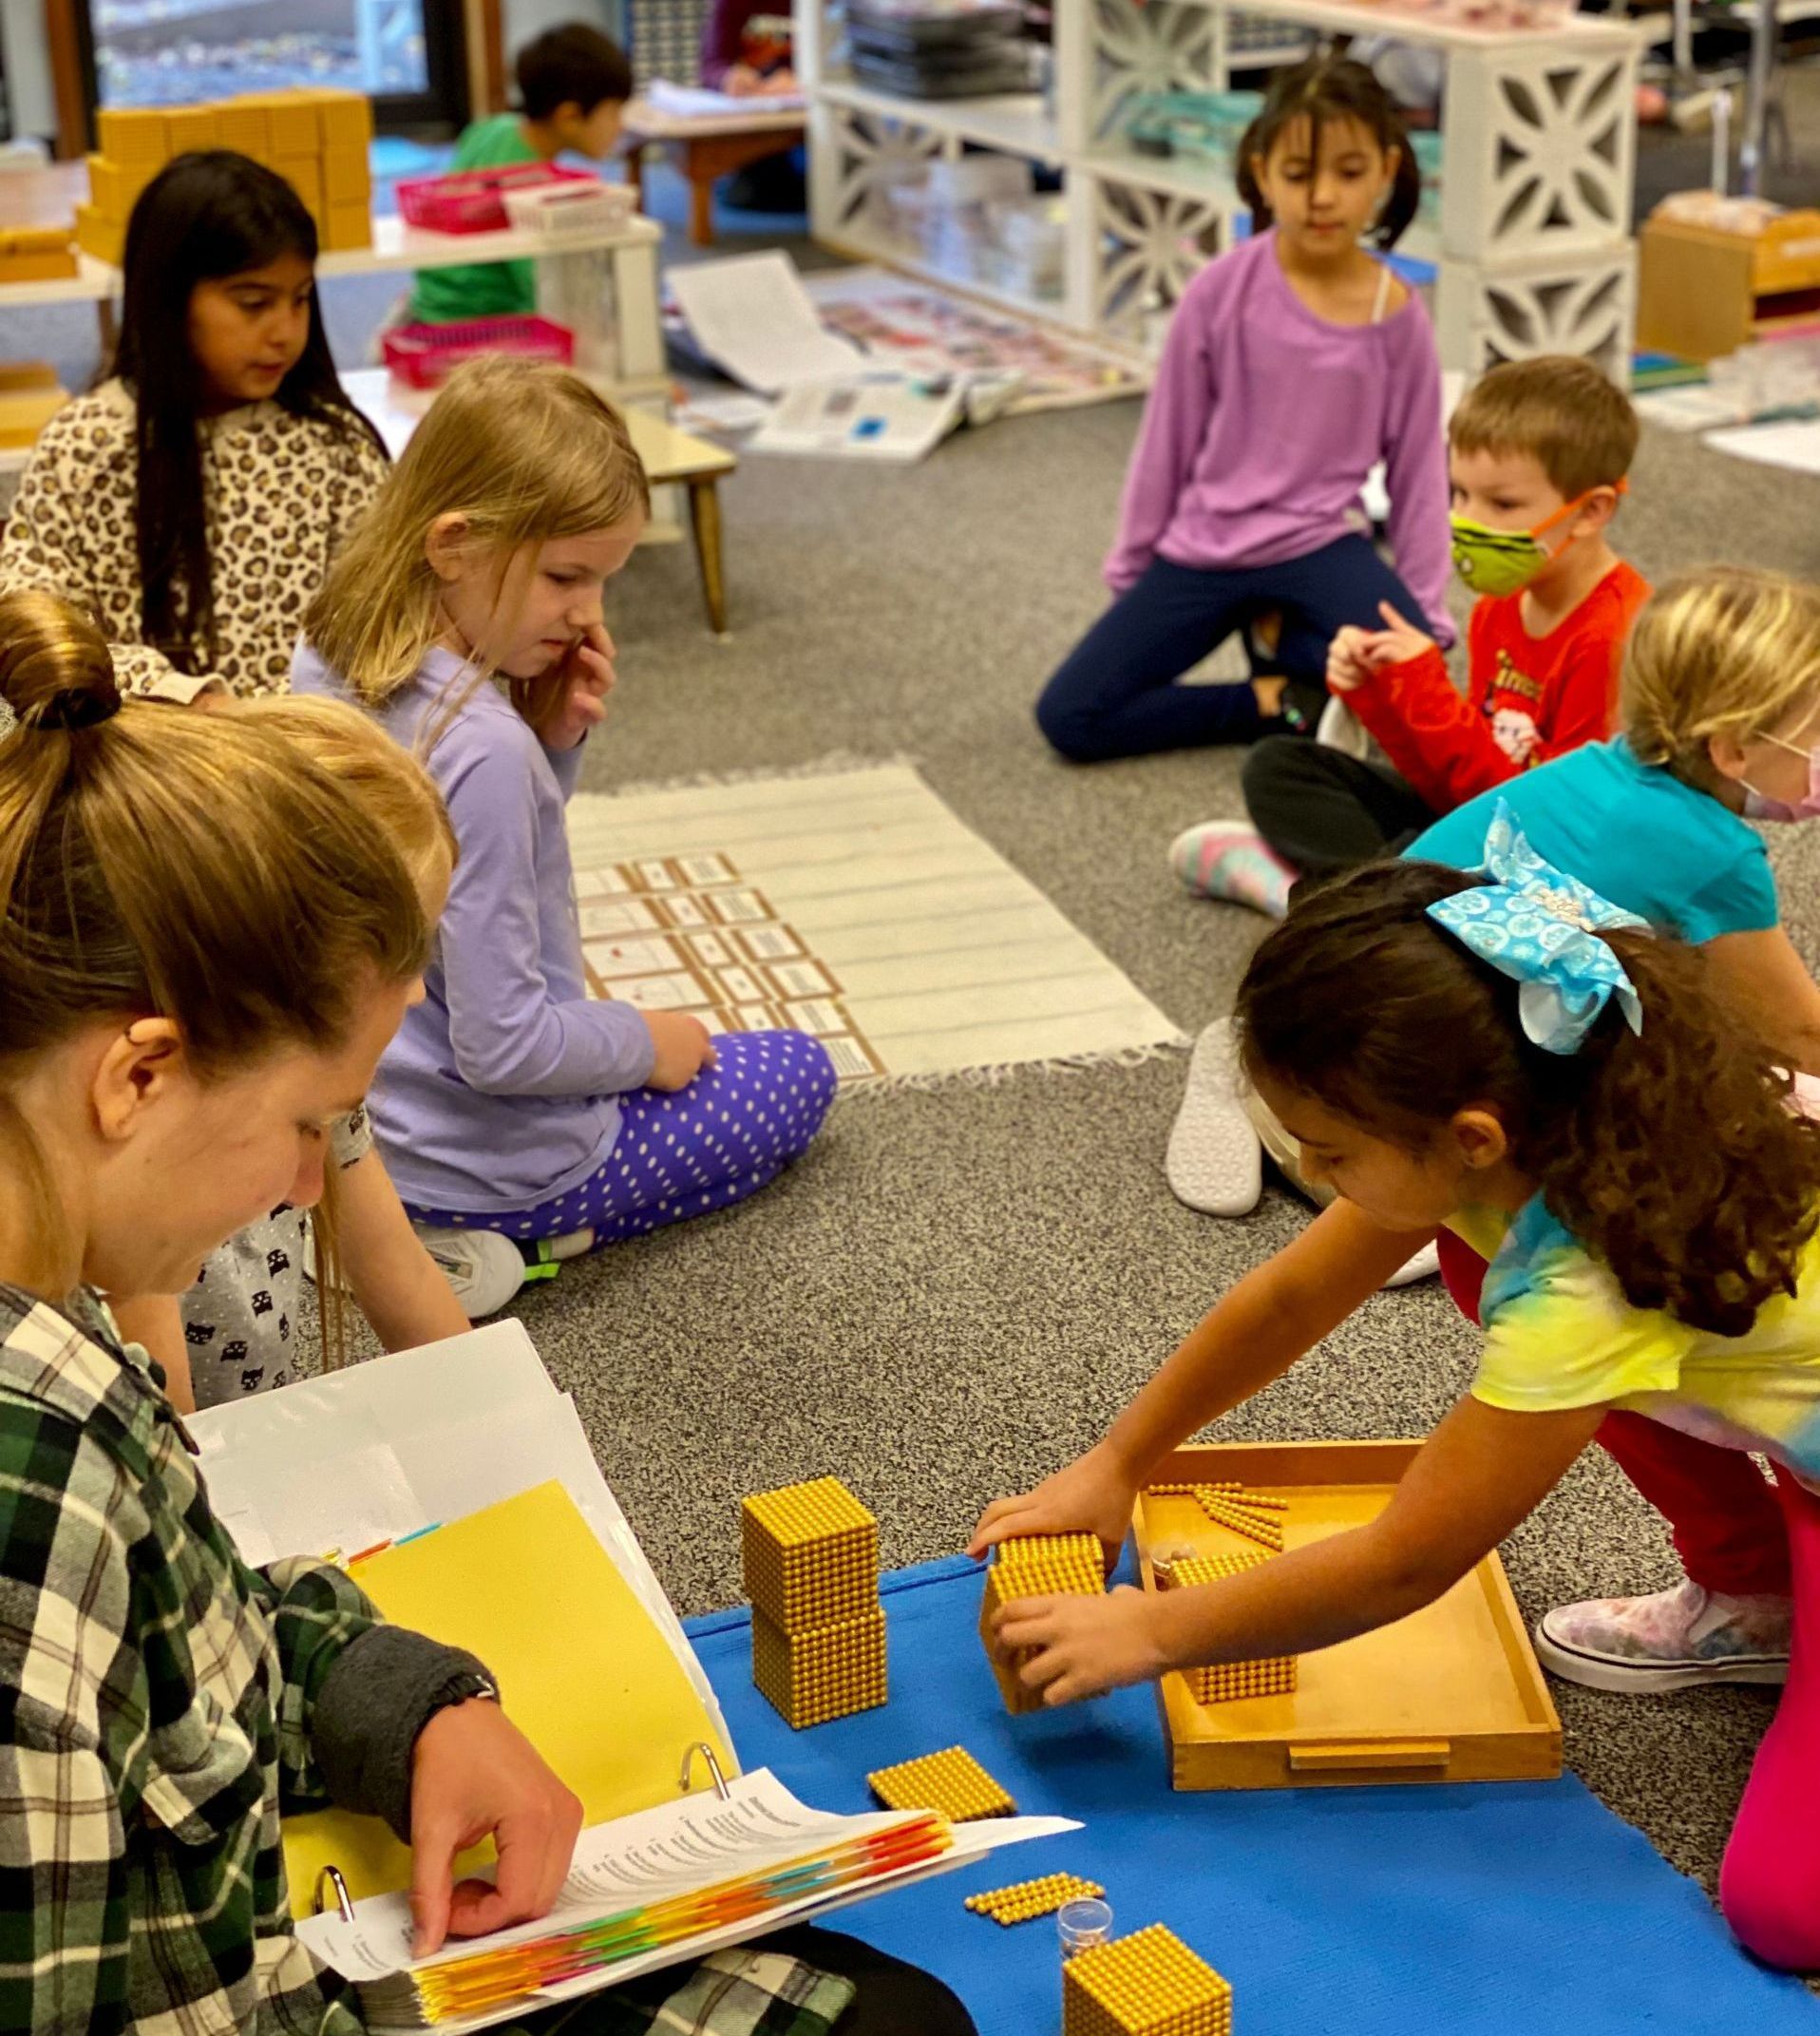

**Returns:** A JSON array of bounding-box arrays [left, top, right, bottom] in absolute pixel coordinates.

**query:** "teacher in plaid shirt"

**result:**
[[0, 590, 973, 2036]]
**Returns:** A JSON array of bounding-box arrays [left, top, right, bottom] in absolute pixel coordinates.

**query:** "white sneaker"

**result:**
[[1535, 1577, 1792, 1693], [1383, 1240, 1440, 1288], [412, 1226, 528, 1320], [1166, 1018, 1263, 1216]]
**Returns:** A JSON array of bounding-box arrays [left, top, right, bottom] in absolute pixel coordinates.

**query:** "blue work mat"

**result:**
[[686, 1555, 1819, 2035]]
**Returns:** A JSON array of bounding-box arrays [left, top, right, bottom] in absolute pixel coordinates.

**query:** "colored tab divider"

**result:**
[[412, 1813, 951, 2023]]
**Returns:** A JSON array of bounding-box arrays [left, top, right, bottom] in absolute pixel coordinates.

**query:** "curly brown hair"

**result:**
[[1233, 860, 1820, 1337]]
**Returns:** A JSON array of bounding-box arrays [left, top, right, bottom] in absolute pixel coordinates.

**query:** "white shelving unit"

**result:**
[[796, 0, 1646, 380]]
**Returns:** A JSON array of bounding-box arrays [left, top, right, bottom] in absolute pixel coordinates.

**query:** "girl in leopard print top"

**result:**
[[0, 151, 388, 701]]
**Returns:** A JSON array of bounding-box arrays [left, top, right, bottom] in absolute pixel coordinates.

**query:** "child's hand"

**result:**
[[968, 1445, 1137, 1570], [992, 1586, 1168, 1706], [1357, 601, 1434, 669], [541, 624, 617, 752], [1326, 625, 1375, 695], [644, 1011, 717, 1092]]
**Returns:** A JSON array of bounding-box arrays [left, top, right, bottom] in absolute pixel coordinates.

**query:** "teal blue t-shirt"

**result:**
[[1407, 735, 1777, 943]]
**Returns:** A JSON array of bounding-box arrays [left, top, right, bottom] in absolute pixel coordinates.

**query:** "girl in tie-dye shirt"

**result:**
[[972, 856, 1820, 1972]]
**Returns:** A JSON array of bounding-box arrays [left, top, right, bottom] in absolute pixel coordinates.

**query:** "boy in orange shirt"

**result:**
[[1172, 355, 1646, 917]]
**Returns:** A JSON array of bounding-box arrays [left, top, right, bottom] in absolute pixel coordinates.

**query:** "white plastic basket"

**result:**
[[502, 180, 639, 239]]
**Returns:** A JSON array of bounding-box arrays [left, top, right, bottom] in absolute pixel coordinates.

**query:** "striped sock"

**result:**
[[1168, 822, 1297, 919]]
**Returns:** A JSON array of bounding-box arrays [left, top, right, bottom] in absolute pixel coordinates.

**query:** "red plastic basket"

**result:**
[[396, 163, 599, 236], [382, 314, 577, 391]]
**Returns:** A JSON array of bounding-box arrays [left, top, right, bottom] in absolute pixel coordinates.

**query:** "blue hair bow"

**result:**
[[1427, 800, 1646, 1055]]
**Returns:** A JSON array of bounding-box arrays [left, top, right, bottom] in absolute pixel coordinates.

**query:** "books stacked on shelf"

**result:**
[[848, 1, 1034, 101]]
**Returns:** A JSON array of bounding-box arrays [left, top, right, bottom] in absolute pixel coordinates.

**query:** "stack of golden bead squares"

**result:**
[[979, 1532, 1106, 1716], [1149, 1483, 1297, 1704]]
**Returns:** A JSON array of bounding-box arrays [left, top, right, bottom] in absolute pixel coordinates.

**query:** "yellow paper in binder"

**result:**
[[282, 1480, 736, 1916]]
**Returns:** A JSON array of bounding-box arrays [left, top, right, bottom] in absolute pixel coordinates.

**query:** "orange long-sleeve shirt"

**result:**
[[1349, 561, 1650, 813]]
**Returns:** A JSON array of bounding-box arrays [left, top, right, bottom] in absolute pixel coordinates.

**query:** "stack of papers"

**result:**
[[666, 253, 977, 460]]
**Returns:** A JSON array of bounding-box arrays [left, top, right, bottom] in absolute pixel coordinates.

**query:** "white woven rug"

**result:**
[[564, 763, 1183, 1086]]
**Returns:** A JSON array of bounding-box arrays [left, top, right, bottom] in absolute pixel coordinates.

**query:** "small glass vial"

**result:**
[[1057, 1896, 1114, 1962]]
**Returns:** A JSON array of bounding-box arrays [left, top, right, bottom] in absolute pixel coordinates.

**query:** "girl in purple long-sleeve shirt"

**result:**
[[1035, 56, 1451, 763], [294, 356, 834, 1289]]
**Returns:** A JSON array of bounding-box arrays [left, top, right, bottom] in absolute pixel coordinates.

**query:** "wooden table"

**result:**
[[619, 98, 806, 249], [339, 368, 739, 637]]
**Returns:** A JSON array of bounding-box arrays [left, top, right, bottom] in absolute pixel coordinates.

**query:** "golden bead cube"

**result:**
[[1063, 1923, 1234, 2036], [751, 1605, 886, 1729], [980, 1533, 1106, 1717], [868, 1744, 1015, 1822], [743, 1476, 879, 1632]]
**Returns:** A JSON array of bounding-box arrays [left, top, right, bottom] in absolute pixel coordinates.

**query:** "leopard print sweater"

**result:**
[[0, 379, 389, 698]]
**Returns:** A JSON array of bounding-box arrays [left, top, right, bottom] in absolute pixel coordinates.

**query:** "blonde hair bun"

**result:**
[[0, 589, 121, 734], [1622, 567, 1820, 777]]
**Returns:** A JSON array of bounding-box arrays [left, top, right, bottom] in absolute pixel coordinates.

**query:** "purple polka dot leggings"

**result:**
[[407, 1031, 838, 1247]]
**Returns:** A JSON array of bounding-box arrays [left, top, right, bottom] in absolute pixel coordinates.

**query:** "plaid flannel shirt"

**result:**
[[0, 1284, 855, 2036]]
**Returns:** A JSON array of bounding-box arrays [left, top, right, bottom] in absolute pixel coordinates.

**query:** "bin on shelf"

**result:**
[[382, 314, 577, 390]]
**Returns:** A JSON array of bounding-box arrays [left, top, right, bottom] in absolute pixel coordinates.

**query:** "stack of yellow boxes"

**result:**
[[979, 1532, 1106, 1716], [743, 1475, 887, 1729], [79, 90, 374, 267]]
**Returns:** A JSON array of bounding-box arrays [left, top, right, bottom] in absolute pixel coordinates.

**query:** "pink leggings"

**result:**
[[1437, 1228, 1820, 1969]]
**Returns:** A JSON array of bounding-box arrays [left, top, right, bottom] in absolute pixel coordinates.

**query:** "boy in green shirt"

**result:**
[[408, 23, 633, 324]]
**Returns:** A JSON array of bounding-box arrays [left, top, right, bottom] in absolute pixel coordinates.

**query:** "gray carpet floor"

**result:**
[[9, 150, 1820, 1928]]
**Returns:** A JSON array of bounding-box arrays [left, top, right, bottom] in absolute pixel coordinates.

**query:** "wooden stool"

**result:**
[[620, 407, 739, 637], [619, 100, 806, 249]]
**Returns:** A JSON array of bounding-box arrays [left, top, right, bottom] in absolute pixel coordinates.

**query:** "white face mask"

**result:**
[[1742, 731, 1820, 825]]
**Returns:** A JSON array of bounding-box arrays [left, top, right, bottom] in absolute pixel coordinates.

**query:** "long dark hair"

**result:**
[[109, 151, 384, 674], [1235, 860, 1820, 1337], [1236, 54, 1421, 252]]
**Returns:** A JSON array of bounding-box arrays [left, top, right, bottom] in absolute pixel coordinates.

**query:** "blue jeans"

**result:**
[[1034, 537, 1422, 763]]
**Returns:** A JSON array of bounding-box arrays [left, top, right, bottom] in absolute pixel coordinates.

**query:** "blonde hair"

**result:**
[[229, 695, 455, 1370], [1623, 567, 1820, 785], [1450, 354, 1639, 499], [0, 587, 431, 1296], [233, 695, 456, 889], [305, 355, 649, 739]]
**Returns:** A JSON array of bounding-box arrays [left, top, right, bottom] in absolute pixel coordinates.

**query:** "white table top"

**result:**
[[0, 207, 661, 313], [339, 367, 735, 479], [622, 96, 807, 141]]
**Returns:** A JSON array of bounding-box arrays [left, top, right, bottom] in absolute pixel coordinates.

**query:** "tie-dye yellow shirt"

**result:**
[[1450, 1197, 1820, 1493]]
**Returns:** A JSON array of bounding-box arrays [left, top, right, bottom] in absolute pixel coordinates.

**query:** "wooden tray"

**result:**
[[1136, 1440, 1561, 1792]]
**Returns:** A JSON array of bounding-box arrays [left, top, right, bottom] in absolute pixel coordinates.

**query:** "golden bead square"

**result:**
[[868, 1745, 1015, 1822], [1189, 1655, 1299, 1706]]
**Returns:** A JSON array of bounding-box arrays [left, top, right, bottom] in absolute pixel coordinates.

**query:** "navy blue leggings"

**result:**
[[1034, 538, 1421, 763]]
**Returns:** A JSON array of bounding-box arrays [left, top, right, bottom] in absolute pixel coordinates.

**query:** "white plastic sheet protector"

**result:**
[[187, 1321, 730, 1747], [667, 252, 866, 393]]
